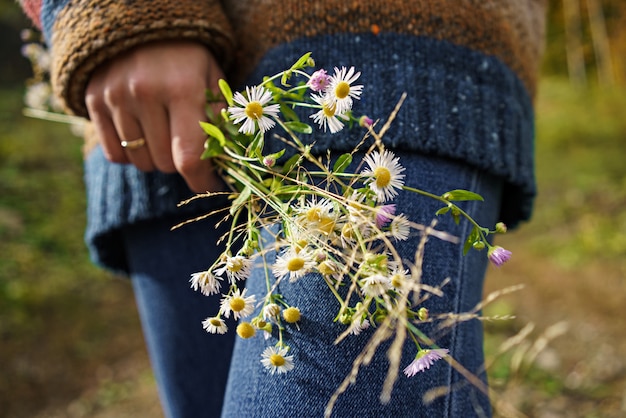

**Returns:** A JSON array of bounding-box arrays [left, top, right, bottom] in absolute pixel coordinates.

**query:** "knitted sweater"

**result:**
[[21, 0, 546, 274]]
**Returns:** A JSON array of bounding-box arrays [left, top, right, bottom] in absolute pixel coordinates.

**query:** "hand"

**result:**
[[85, 40, 224, 192]]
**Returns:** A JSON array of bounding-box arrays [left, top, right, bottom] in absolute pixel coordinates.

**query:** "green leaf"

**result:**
[[262, 149, 285, 166], [230, 186, 252, 216], [247, 131, 264, 158], [280, 103, 300, 123], [201, 137, 224, 159], [281, 154, 302, 174], [442, 189, 484, 202], [290, 52, 313, 72], [284, 121, 312, 134], [333, 153, 352, 174], [199, 122, 226, 146], [435, 206, 450, 216], [218, 79, 234, 107], [463, 226, 480, 255]]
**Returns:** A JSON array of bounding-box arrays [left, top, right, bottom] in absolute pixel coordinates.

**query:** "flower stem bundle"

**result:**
[[186, 53, 512, 389]]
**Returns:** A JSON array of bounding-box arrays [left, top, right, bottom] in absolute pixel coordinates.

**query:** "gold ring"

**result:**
[[120, 138, 146, 150]]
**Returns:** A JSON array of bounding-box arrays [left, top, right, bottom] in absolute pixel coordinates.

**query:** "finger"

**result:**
[[136, 104, 177, 173], [109, 106, 154, 172], [85, 92, 129, 164], [169, 100, 221, 192]]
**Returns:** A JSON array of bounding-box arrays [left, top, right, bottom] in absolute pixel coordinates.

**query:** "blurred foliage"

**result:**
[[0, 0, 32, 86], [0, 89, 148, 417], [526, 77, 626, 269], [542, 0, 626, 85]]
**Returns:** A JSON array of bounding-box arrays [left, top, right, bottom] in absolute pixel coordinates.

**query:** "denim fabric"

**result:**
[[247, 34, 535, 228], [85, 146, 225, 275], [221, 152, 502, 418], [122, 213, 236, 418]]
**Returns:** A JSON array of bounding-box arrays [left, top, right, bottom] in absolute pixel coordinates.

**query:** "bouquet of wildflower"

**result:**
[[20, 42, 513, 412], [181, 53, 512, 408]]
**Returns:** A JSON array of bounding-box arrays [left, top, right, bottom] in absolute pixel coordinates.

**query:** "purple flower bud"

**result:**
[[375, 204, 396, 228], [488, 246, 512, 267], [307, 69, 330, 92], [359, 115, 374, 128], [263, 156, 275, 168]]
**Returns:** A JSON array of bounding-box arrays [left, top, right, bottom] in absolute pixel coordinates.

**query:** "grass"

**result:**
[[520, 77, 626, 269], [483, 77, 626, 417], [0, 88, 155, 418]]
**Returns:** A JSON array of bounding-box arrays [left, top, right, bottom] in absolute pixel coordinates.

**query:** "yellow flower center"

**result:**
[[295, 239, 308, 253], [229, 297, 245, 312], [283, 306, 301, 323], [318, 261, 334, 276], [335, 81, 350, 99], [245, 101, 264, 120], [374, 167, 392, 188], [341, 223, 354, 239], [209, 318, 222, 327], [227, 258, 244, 272], [306, 207, 322, 222], [318, 216, 335, 235], [323, 103, 336, 117], [286, 257, 305, 272], [391, 274, 404, 288], [270, 354, 285, 367], [236, 322, 256, 339]]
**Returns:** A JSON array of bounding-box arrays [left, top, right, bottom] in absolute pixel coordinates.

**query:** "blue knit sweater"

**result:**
[[22, 0, 546, 274]]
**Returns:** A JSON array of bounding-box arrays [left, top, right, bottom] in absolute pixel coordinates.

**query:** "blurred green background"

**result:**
[[1, 1, 625, 417]]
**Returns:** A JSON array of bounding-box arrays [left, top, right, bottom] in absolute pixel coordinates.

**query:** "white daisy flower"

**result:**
[[362, 150, 406, 202], [295, 197, 340, 237], [326, 66, 363, 114], [219, 288, 256, 320], [189, 270, 222, 296], [228, 85, 281, 135], [296, 197, 334, 225], [389, 213, 411, 241], [310, 93, 349, 133], [24, 81, 51, 110], [214, 255, 252, 283], [272, 247, 316, 282], [349, 317, 370, 335], [361, 273, 392, 297], [202, 316, 228, 334], [389, 267, 410, 292], [263, 303, 281, 321], [261, 346, 295, 374]]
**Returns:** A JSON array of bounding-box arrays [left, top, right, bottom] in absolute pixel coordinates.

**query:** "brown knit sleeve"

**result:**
[[49, 0, 235, 118]]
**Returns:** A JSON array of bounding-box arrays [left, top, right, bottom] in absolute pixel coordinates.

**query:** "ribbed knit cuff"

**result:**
[[245, 34, 536, 228], [83, 147, 228, 275], [43, 0, 234, 117]]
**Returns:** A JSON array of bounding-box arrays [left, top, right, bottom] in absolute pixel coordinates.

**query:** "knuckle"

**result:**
[[103, 85, 125, 105], [85, 90, 105, 113], [102, 148, 126, 164], [175, 150, 202, 175], [128, 77, 157, 100]]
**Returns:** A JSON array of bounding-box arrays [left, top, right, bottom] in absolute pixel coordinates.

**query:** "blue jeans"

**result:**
[[221, 152, 501, 417], [123, 212, 236, 418], [125, 152, 501, 418]]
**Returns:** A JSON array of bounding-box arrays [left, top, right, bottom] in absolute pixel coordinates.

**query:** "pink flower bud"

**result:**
[[359, 115, 374, 128], [307, 69, 330, 92]]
